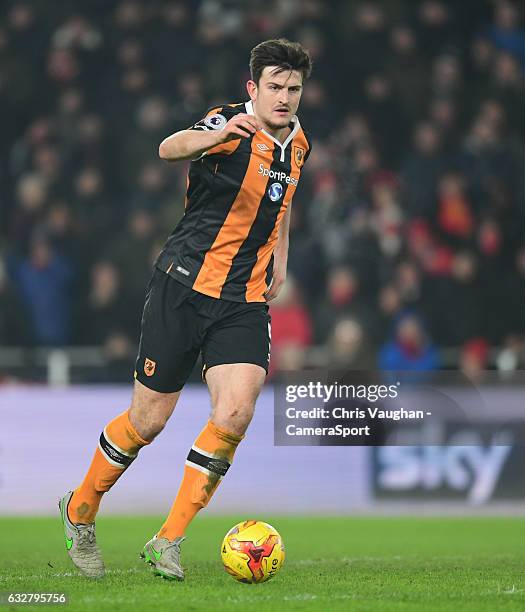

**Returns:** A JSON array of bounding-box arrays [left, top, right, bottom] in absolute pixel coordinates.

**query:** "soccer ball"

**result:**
[[221, 520, 285, 583]]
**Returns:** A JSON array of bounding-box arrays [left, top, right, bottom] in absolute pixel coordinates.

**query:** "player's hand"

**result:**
[[263, 272, 286, 302], [219, 113, 262, 143]]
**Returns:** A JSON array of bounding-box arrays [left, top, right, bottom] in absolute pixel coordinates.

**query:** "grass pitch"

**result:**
[[0, 516, 523, 611]]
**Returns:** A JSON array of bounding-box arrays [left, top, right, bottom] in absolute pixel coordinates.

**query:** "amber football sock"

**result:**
[[68, 409, 149, 524], [158, 420, 244, 540]]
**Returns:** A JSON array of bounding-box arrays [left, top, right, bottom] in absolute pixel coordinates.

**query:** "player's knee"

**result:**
[[213, 403, 255, 435], [130, 382, 179, 441], [129, 404, 172, 441], [144, 414, 169, 440]]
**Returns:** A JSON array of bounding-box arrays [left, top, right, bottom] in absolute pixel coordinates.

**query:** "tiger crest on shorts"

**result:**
[[144, 358, 156, 376]]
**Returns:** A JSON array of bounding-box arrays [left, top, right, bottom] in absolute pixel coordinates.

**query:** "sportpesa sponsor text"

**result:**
[[258, 163, 298, 186]]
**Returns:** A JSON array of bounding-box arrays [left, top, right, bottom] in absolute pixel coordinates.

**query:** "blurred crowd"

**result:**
[[1, 0, 525, 380]]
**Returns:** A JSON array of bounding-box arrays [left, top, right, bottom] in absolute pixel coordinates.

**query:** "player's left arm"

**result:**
[[264, 201, 292, 302]]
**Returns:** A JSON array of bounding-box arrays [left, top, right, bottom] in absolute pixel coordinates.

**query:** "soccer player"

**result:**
[[59, 38, 312, 580]]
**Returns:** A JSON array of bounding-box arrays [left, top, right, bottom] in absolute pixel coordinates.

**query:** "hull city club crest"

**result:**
[[293, 146, 305, 168], [144, 358, 156, 376]]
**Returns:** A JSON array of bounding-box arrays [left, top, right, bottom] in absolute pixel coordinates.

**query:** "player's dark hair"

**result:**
[[249, 38, 312, 84]]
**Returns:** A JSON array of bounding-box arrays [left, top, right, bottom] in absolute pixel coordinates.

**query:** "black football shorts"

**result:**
[[134, 268, 271, 392]]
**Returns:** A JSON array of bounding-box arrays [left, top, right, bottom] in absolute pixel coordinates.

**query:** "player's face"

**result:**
[[248, 67, 303, 130]]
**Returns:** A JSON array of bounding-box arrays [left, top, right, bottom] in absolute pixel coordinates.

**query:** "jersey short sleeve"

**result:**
[[188, 105, 242, 157], [190, 106, 228, 131]]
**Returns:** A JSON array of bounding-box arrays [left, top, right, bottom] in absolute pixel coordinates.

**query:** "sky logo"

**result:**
[[268, 182, 283, 202]]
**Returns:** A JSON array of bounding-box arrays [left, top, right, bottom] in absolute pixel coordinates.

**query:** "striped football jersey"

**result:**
[[155, 100, 312, 302]]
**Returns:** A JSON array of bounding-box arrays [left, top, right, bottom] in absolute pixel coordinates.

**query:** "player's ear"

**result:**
[[246, 80, 257, 101]]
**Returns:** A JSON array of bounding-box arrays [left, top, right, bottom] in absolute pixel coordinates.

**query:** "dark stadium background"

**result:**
[[1, 0, 525, 384]]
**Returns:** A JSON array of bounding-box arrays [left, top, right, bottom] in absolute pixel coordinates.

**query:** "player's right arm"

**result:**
[[159, 113, 261, 162]]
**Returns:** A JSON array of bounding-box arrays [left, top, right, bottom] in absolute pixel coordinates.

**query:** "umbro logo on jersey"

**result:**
[[257, 143, 270, 151]]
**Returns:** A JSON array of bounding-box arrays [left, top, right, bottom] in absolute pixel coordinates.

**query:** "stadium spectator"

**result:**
[[9, 173, 48, 255], [459, 337, 490, 383], [268, 276, 312, 375], [106, 208, 157, 300], [74, 260, 137, 346], [0, 257, 31, 346], [401, 122, 447, 219], [329, 317, 376, 370], [484, 0, 525, 72], [8, 235, 73, 346], [495, 334, 524, 376], [379, 312, 440, 373]]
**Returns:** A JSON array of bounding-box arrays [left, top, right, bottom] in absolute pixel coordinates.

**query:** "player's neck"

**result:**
[[252, 104, 292, 144], [262, 123, 292, 144]]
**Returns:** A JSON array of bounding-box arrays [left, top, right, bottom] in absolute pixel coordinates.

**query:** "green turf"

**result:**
[[0, 516, 523, 611]]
